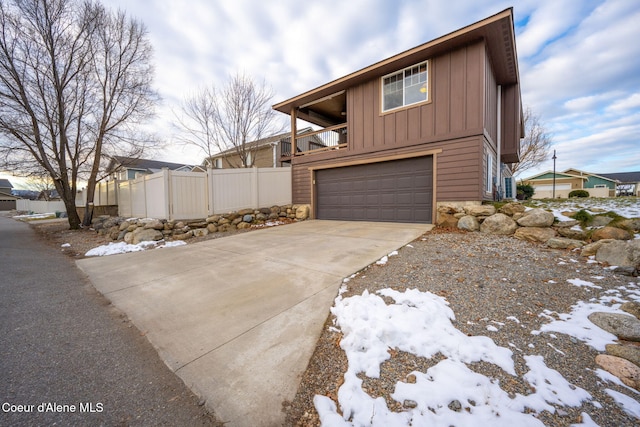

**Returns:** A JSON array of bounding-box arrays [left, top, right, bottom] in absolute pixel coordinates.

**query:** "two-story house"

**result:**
[[273, 8, 523, 223], [106, 156, 197, 181]]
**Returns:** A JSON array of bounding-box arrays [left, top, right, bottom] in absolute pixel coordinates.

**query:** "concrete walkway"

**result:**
[[77, 220, 431, 426]]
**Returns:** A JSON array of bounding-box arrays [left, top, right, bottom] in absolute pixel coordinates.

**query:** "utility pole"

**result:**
[[552, 150, 557, 198]]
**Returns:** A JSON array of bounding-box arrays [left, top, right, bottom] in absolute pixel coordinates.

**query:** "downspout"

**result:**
[[271, 141, 278, 168], [496, 85, 502, 200]]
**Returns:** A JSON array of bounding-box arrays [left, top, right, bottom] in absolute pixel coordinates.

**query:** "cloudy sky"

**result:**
[[3, 0, 638, 188]]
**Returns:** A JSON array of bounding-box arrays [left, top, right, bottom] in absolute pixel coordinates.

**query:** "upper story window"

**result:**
[[382, 61, 428, 112]]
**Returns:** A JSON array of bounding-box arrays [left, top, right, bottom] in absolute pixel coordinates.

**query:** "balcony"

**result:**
[[281, 124, 347, 159]]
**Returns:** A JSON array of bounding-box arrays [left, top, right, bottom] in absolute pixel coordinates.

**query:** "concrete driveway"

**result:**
[[77, 220, 431, 426]]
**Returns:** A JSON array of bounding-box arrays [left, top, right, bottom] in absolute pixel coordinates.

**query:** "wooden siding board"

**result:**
[[450, 47, 466, 132], [434, 53, 451, 135], [466, 42, 483, 130]]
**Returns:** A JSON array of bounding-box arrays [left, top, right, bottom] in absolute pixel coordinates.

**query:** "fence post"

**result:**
[[251, 168, 259, 209], [207, 167, 214, 216], [163, 168, 172, 220]]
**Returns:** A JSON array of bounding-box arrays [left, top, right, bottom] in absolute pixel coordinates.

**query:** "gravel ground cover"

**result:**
[[285, 229, 640, 427]]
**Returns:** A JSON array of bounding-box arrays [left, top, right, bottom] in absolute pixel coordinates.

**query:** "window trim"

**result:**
[[485, 152, 494, 193], [380, 61, 430, 114]]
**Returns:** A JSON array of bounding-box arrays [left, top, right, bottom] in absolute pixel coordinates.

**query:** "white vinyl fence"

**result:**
[[16, 199, 66, 214], [90, 167, 291, 220]]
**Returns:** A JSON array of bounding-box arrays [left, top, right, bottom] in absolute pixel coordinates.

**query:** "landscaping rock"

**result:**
[[620, 219, 640, 232], [555, 220, 580, 228], [556, 226, 588, 240], [480, 213, 517, 235], [295, 205, 310, 220], [143, 219, 164, 230], [206, 215, 221, 223], [595, 354, 640, 390], [514, 227, 556, 243], [237, 222, 252, 230], [595, 240, 640, 268], [591, 216, 613, 227], [588, 312, 640, 342], [242, 214, 254, 223], [516, 208, 555, 227], [498, 202, 525, 216], [606, 344, 640, 367], [546, 237, 584, 249], [132, 228, 163, 244], [457, 215, 480, 232], [207, 224, 218, 233], [238, 208, 254, 216], [591, 226, 633, 241], [192, 228, 209, 238], [621, 302, 640, 319], [581, 239, 615, 257], [437, 213, 459, 228], [172, 230, 193, 240], [464, 205, 496, 217]]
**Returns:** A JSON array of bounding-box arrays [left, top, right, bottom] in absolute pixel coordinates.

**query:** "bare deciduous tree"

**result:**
[[0, 0, 157, 229], [174, 73, 283, 168], [512, 106, 552, 177]]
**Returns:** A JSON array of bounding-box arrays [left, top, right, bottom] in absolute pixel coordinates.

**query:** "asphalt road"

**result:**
[[0, 215, 220, 426]]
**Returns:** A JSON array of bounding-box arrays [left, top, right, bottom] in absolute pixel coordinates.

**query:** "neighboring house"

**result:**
[[521, 168, 617, 199], [272, 9, 522, 223], [106, 156, 197, 181], [205, 128, 325, 169], [597, 171, 640, 197], [0, 178, 18, 210]]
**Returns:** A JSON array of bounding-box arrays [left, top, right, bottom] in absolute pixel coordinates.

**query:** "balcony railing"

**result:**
[[281, 124, 347, 158]]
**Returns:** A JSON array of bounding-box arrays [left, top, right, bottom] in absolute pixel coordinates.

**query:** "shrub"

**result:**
[[517, 184, 534, 200], [573, 209, 593, 225], [569, 190, 589, 198]]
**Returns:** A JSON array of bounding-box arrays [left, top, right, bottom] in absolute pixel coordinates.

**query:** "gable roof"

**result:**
[[597, 171, 640, 183], [522, 170, 587, 181], [274, 8, 519, 115], [562, 168, 617, 183], [107, 156, 195, 173], [0, 178, 14, 189]]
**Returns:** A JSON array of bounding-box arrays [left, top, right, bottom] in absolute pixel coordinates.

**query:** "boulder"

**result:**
[[237, 208, 254, 216], [588, 312, 640, 342], [514, 227, 556, 243], [192, 228, 209, 237], [620, 219, 640, 232], [206, 215, 221, 223], [438, 204, 462, 215], [464, 205, 496, 217], [556, 226, 588, 241], [237, 222, 252, 229], [516, 208, 555, 227], [595, 354, 640, 390], [457, 215, 480, 232], [581, 239, 615, 257], [123, 231, 134, 244], [480, 213, 518, 235], [256, 213, 267, 221], [591, 226, 633, 241], [606, 344, 640, 367], [498, 202, 526, 216], [546, 237, 584, 249], [595, 240, 640, 268], [172, 230, 193, 240], [143, 219, 164, 230], [591, 216, 613, 227], [295, 205, 310, 220], [555, 220, 580, 228], [437, 211, 459, 228], [207, 224, 218, 233], [243, 214, 254, 223], [621, 302, 640, 319], [132, 228, 163, 244]]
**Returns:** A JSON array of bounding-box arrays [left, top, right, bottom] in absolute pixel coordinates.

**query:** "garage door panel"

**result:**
[[316, 156, 433, 223]]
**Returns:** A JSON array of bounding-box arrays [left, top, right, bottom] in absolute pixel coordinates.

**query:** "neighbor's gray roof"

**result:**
[[108, 156, 195, 172], [0, 178, 14, 188], [597, 171, 640, 183]]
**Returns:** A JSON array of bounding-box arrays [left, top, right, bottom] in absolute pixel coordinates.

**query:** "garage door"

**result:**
[[0, 200, 16, 210], [315, 156, 433, 223]]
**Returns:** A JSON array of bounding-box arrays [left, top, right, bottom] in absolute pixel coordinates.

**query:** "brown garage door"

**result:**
[[315, 156, 433, 223], [0, 200, 16, 210]]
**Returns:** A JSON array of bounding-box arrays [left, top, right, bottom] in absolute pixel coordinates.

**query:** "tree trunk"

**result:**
[[61, 190, 82, 229]]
